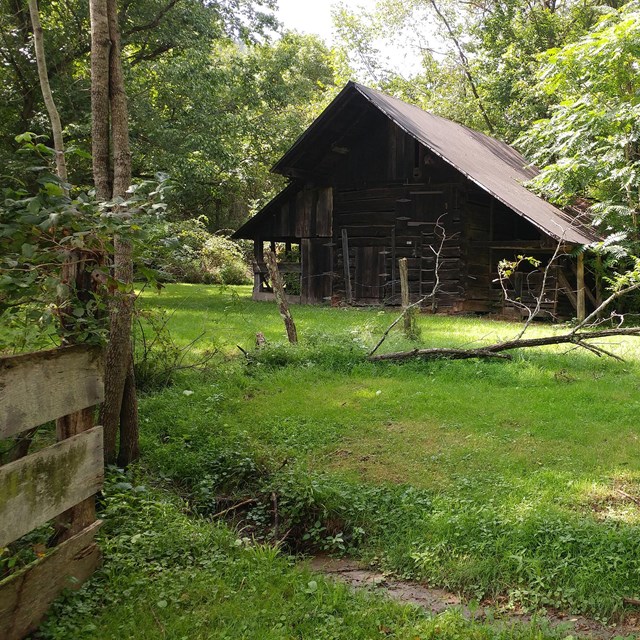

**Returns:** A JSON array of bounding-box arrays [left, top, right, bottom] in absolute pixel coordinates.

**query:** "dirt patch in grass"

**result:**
[[308, 556, 640, 639]]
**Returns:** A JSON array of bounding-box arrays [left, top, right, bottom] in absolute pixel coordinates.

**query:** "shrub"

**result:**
[[140, 217, 251, 285]]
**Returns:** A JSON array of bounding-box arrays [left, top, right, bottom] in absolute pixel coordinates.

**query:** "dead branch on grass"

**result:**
[[369, 241, 640, 363]]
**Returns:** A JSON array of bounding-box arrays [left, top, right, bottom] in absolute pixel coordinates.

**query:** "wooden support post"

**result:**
[[391, 228, 396, 301], [399, 257, 414, 337], [577, 252, 586, 322], [264, 248, 298, 344], [253, 239, 264, 296], [341, 228, 352, 304], [595, 254, 603, 319]]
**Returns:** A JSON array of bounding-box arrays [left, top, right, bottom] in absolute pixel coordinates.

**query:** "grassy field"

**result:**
[[42, 284, 640, 638]]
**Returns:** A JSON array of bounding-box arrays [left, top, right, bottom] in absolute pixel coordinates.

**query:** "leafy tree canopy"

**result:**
[[518, 1, 640, 239], [0, 0, 342, 231]]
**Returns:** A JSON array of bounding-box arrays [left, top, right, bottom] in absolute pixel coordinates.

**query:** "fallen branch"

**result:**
[[370, 347, 512, 361], [212, 497, 258, 519], [369, 327, 640, 362], [615, 488, 640, 507]]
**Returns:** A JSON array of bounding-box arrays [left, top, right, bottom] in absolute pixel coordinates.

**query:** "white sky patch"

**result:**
[[275, 0, 379, 43], [275, 0, 424, 76]]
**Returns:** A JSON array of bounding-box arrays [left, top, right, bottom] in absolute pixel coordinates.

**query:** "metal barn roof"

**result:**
[[237, 82, 597, 245]]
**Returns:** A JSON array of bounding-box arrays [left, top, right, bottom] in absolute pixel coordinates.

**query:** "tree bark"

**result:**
[[90, 0, 112, 201], [100, 0, 138, 465], [117, 356, 139, 467], [27, 0, 67, 186], [90, 0, 138, 465], [264, 248, 298, 344]]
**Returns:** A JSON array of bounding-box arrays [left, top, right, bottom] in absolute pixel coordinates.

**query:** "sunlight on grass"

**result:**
[[134, 284, 640, 619]]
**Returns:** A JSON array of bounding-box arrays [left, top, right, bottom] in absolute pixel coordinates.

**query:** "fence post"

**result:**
[[399, 257, 417, 338]]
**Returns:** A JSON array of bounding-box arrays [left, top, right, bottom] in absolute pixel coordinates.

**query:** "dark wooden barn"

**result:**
[[233, 82, 599, 319]]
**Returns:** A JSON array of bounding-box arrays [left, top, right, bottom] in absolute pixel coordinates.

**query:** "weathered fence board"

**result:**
[[0, 345, 104, 438], [0, 520, 102, 640], [0, 426, 103, 547]]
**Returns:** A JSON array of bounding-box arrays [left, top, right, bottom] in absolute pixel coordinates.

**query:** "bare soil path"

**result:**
[[308, 556, 640, 639]]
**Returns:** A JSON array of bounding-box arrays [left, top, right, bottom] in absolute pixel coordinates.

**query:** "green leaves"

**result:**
[[0, 144, 171, 351], [518, 2, 640, 241]]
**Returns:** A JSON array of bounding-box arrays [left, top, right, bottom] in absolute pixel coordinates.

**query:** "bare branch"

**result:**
[[370, 327, 640, 362]]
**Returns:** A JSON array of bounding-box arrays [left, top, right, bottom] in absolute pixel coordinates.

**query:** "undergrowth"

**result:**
[[122, 284, 640, 625], [141, 426, 640, 622], [38, 470, 595, 640]]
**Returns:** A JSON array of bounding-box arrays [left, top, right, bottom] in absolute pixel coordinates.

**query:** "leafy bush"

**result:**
[[141, 216, 250, 284]]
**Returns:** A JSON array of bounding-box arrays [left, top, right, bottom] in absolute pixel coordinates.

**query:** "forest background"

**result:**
[[2, 0, 639, 248]]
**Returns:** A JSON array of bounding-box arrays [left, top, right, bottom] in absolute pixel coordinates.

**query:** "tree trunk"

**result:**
[[91, 0, 138, 465], [264, 248, 298, 344], [117, 356, 139, 467], [27, 0, 67, 185], [90, 0, 111, 201]]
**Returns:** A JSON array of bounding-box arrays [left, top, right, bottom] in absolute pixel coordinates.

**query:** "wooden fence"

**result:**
[[0, 345, 104, 640]]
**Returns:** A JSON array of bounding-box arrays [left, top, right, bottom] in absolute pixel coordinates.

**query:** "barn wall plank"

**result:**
[[0, 520, 102, 640], [0, 427, 103, 548], [0, 346, 103, 438]]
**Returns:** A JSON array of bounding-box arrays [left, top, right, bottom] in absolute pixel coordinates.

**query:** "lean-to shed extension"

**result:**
[[234, 81, 599, 318]]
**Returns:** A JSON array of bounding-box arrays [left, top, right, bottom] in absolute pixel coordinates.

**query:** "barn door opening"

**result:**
[[354, 246, 383, 304], [301, 238, 333, 304]]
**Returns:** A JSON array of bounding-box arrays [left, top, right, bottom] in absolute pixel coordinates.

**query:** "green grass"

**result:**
[[39, 473, 592, 640], [42, 284, 640, 636]]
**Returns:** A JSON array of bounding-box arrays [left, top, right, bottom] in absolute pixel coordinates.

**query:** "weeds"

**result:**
[[39, 470, 591, 639], [133, 308, 216, 390]]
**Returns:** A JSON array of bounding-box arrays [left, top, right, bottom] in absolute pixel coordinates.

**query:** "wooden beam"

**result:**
[[595, 254, 603, 318], [341, 228, 353, 304], [0, 427, 103, 547], [577, 252, 586, 321], [0, 346, 103, 439], [568, 259, 597, 307], [0, 520, 102, 640], [557, 269, 578, 311]]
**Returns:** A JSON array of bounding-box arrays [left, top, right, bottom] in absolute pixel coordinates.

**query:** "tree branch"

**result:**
[[369, 327, 640, 362]]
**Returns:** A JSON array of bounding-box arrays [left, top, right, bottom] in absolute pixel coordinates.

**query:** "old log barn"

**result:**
[[233, 82, 599, 318]]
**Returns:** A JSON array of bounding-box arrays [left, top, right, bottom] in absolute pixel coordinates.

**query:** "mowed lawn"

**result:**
[[139, 283, 640, 500], [135, 283, 640, 622]]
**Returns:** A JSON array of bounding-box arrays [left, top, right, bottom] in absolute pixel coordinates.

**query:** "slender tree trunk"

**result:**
[[90, 0, 139, 465], [90, 0, 112, 201], [428, 0, 495, 133], [264, 248, 298, 344], [100, 0, 138, 465], [117, 357, 139, 467], [27, 0, 67, 185]]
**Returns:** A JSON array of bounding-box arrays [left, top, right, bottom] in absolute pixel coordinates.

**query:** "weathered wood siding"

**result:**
[[0, 521, 102, 640], [0, 427, 104, 548], [248, 117, 579, 315], [0, 345, 104, 640], [0, 346, 103, 439]]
